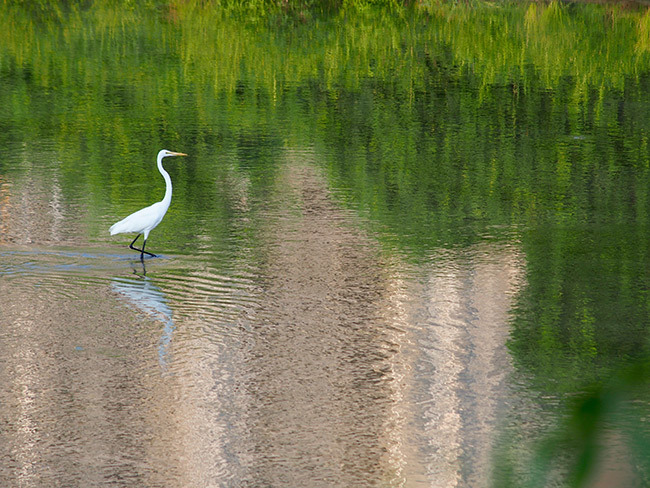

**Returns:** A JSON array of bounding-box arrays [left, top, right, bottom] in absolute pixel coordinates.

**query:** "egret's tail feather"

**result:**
[[109, 220, 127, 235]]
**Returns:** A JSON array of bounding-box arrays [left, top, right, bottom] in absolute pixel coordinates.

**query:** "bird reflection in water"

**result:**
[[111, 274, 175, 372]]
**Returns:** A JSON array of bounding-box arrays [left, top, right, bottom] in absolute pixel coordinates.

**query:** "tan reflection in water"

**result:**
[[242, 153, 411, 486], [418, 247, 524, 487], [0, 176, 12, 243], [0, 276, 186, 487], [226, 152, 526, 486], [0, 148, 80, 245]]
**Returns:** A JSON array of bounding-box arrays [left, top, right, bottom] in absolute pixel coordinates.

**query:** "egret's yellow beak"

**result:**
[[172, 152, 188, 156]]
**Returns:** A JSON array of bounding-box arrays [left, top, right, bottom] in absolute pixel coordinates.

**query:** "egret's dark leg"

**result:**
[[128, 234, 143, 253], [129, 234, 156, 259], [141, 239, 157, 259]]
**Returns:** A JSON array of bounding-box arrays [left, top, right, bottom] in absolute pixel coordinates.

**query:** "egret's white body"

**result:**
[[110, 149, 187, 259], [110, 200, 168, 239]]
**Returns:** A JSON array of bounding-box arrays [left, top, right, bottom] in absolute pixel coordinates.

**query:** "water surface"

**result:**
[[1, 3, 650, 486]]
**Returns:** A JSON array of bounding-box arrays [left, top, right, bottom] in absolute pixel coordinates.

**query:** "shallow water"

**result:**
[[2, 3, 650, 487], [0, 161, 526, 487]]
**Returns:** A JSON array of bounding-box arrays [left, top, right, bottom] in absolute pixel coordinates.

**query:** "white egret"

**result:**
[[110, 149, 187, 260]]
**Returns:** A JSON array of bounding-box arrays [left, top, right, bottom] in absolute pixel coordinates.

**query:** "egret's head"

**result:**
[[159, 149, 188, 159]]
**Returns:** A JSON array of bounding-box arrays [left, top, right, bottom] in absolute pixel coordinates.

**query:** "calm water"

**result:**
[[1, 3, 650, 487]]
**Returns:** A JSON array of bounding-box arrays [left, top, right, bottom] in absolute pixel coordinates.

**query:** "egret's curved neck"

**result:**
[[158, 154, 173, 207]]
